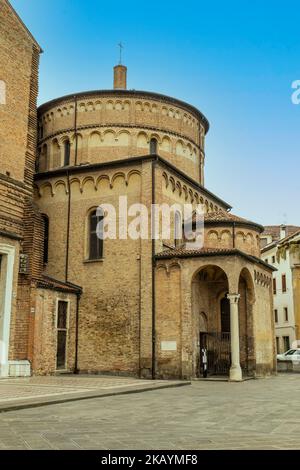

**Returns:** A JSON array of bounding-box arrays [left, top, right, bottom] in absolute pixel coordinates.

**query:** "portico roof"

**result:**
[[155, 247, 276, 271]]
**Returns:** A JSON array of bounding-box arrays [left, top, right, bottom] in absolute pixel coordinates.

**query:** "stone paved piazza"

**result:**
[[0, 374, 299, 449]]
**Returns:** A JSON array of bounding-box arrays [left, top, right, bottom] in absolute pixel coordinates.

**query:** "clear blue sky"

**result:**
[[10, 0, 300, 226]]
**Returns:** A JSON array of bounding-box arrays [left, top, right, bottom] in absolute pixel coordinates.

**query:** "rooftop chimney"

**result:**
[[280, 224, 286, 240], [114, 65, 127, 90]]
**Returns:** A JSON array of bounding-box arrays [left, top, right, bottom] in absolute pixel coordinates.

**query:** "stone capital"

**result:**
[[227, 293, 240, 304]]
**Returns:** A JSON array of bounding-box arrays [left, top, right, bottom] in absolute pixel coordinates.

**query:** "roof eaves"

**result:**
[[34, 154, 232, 211], [155, 248, 277, 271]]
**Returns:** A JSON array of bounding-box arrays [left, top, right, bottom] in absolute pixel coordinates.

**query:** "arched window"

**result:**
[[64, 140, 70, 166], [150, 138, 158, 155], [42, 214, 49, 264], [89, 209, 104, 260], [174, 211, 182, 247]]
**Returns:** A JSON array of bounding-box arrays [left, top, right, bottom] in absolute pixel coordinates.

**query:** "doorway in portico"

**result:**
[[192, 265, 230, 377]]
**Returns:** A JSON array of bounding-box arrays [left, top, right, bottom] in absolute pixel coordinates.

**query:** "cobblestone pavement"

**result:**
[[0, 374, 299, 450]]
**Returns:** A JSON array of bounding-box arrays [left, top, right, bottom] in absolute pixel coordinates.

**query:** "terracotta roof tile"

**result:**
[[156, 247, 239, 258], [194, 210, 263, 232], [35, 275, 82, 294], [262, 225, 300, 241], [155, 247, 276, 271]]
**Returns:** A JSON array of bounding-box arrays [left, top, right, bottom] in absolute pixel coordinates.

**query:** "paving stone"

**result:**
[[0, 374, 299, 449]]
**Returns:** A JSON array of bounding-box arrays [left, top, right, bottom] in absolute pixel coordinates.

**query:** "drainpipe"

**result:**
[[152, 157, 157, 380], [74, 95, 78, 166], [65, 169, 71, 283], [65, 95, 78, 281], [74, 291, 81, 374], [232, 222, 236, 249], [71, 95, 80, 372]]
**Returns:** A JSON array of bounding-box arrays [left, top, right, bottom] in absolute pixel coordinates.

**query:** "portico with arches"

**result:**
[[155, 247, 276, 381]]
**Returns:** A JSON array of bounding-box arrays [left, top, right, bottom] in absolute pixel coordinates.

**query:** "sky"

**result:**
[[10, 0, 300, 226]]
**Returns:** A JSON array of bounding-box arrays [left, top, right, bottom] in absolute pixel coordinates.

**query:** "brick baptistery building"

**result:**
[[0, 0, 276, 381]]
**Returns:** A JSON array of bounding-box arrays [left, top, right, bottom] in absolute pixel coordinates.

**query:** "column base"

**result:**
[[229, 364, 242, 382], [0, 363, 9, 378]]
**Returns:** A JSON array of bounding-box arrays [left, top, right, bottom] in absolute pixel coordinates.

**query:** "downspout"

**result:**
[[152, 156, 157, 380], [232, 221, 236, 249], [65, 95, 78, 281], [73, 94, 80, 373], [74, 95, 78, 166], [74, 291, 81, 374], [65, 169, 71, 282]]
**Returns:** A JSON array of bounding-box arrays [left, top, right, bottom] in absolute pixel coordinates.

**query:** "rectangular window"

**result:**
[[56, 300, 68, 370], [272, 256, 276, 264], [282, 274, 287, 293], [284, 307, 288, 322], [274, 309, 278, 323], [273, 278, 277, 295], [283, 336, 290, 351]]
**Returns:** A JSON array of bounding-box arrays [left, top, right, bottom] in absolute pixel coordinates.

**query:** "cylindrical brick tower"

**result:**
[[37, 65, 209, 185]]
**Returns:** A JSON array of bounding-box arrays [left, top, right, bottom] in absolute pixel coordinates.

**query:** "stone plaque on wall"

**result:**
[[161, 341, 177, 351]]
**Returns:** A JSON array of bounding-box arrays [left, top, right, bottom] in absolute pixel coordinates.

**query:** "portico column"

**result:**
[[227, 293, 242, 382]]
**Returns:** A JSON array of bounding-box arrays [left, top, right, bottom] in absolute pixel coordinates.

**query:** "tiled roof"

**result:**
[[195, 210, 263, 232], [262, 225, 300, 241], [155, 247, 276, 271], [156, 247, 236, 258], [35, 275, 82, 294]]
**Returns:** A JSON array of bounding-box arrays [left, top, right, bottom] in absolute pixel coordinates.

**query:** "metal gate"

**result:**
[[200, 332, 231, 376]]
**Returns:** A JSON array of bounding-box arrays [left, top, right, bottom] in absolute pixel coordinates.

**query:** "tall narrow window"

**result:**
[[64, 140, 70, 166], [282, 274, 287, 293], [42, 215, 49, 264], [283, 336, 290, 351], [56, 300, 68, 370], [274, 309, 278, 323], [89, 209, 104, 260], [284, 307, 288, 322], [150, 138, 158, 155], [273, 278, 277, 295]]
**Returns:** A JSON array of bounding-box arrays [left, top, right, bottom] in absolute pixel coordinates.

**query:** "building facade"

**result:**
[[34, 64, 276, 381], [0, 0, 80, 378], [1, 0, 276, 381], [261, 226, 300, 353]]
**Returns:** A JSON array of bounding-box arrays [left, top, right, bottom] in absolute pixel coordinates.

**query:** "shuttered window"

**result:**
[[282, 274, 287, 293]]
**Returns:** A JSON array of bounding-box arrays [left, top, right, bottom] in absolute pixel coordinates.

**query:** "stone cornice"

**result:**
[[34, 154, 231, 210], [37, 123, 202, 151], [38, 89, 210, 133]]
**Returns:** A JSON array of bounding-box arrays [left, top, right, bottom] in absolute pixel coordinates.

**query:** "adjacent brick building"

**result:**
[[0, 0, 80, 378]]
